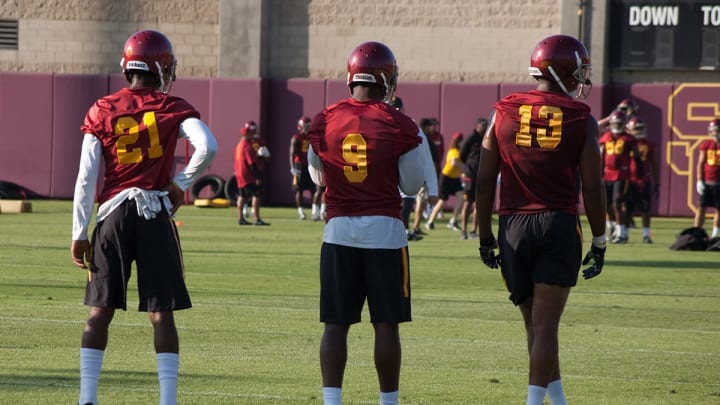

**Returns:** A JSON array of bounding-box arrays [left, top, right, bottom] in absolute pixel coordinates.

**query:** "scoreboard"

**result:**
[[610, 0, 720, 70]]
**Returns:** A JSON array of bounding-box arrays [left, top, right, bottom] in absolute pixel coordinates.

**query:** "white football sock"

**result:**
[[712, 226, 719, 238], [79, 348, 104, 405], [380, 390, 399, 405], [547, 379, 567, 405], [526, 385, 547, 405], [157, 352, 179, 405], [322, 386, 341, 405], [312, 204, 319, 215]]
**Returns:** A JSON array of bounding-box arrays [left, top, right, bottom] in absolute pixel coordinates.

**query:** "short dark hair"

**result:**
[[420, 118, 434, 127]]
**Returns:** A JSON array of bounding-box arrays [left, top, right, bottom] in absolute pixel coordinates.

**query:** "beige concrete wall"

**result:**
[[303, 0, 563, 83], [1, 0, 625, 84], [0, 0, 219, 77]]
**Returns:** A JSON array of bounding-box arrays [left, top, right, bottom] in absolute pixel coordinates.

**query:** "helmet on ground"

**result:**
[[528, 34, 592, 98], [627, 117, 646, 139], [120, 30, 176, 93], [347, 41, 398, 100]]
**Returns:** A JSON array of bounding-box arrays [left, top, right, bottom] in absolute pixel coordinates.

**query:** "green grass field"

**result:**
[[0, 200, 718, 404]]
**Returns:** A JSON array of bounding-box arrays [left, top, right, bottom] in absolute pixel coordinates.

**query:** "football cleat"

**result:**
[[642, 236, 653, 244], [238, 218, 251, 225], [254, 219, 270, 226], [611, 235, 628, 244]]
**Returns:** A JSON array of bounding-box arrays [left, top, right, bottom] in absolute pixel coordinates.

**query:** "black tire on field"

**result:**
[[224, 174, 239, 205], [190, 175, 225, 200]]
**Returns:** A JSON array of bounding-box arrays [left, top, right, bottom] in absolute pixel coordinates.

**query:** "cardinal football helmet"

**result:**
[[709, 118, 720, 138], [120, 30, 176, 93], [346, 41, 398, 100], [617, 98, 639, 115], [298, 117, 311, 132], [241, 121, 258, 136], [608, 109, 627, 135], [627, 117, 646, 139], [528, 34, 592, 99]]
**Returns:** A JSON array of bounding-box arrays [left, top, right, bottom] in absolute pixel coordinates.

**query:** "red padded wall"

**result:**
[[52, 74, 109, 198], [0, 73, 54, 197]]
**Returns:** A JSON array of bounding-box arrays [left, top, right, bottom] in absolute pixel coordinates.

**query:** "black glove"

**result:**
[[479, 234, 500, 269], [653, 183, 660, 197], [581, 243, 606, 280]]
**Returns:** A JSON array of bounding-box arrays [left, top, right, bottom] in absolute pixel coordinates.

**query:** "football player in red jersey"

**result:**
[[307, 41, 425, 405], [235, 121, 270, 225], [475, 34, 606, 405], [626, 117, 659, 243], [693, 118, 720, 238], [70, 30, 218, 405], [599, 109, 642, 243], [289, 116, 323, 220]]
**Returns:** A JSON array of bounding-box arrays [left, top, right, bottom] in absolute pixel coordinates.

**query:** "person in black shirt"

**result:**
[[458, 117, 487, 239]]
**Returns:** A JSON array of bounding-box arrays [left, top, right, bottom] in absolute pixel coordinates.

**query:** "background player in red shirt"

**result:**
[[289, 116, 323, 220], [599, 109, 642, 243], [475, 34, 606, 405], [307, 41, 425, 405], [694, 118, 720, 238], [235, 121, 270, 225], [626, 117, 659, 243], [71, 30, 218, 405]]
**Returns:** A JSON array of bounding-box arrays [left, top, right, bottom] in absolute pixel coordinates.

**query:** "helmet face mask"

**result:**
[[528, 34, 592, 99], [346, 41, 398, 102], [120, 30, 176, 93]]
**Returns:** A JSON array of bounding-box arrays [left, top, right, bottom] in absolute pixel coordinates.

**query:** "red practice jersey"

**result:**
[[493, 90, 592, 215], [81, 87, 200, 204], [699, 139, 720, 182], [308, 98, 420, 221], [291, 131, 310, 166], [630, 138, 655, 186], [599, 131, 636, 181], [234, 138, 260, 187]]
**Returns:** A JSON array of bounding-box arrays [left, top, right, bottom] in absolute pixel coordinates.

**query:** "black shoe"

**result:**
[[414, 227, 428, 236], [254, 219, 270, 226], [407, 232, 423, 241], [642, 236, 653, 244], [238, 218, 251, 225]]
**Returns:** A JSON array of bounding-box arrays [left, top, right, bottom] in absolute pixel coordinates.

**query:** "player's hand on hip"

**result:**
[[582, 236, 606, 280], [71, 239, 90, 269], [163, 182, 184, 214]]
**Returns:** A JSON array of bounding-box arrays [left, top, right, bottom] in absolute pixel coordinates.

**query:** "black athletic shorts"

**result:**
[[438, 175, 462, 201], [85, 199, 191, 312], [292, 164, 316, 193], [498, 211, 582, 305], [700, 184, 720, 209], [626, 181, 651, 214], [240, 183, 262, 198], [319, 243, 411, 324], [604, 180, 629, 206]]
